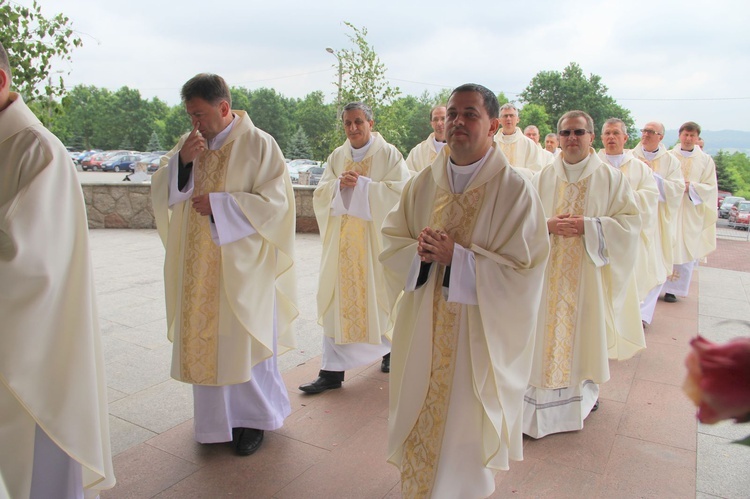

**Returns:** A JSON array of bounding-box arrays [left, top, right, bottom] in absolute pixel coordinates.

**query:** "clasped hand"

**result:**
[[417, 227, 454, 265], [339, 170, 359, 189], [548, 213, 584, 237]]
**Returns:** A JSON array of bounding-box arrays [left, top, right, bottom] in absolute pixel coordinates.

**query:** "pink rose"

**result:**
[[683, 335, 750, 424]]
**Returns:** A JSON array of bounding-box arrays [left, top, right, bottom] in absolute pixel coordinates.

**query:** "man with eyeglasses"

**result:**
[[494, 103, 544, 174], [405, 105, 447, 175], [631, 122, 685, 323], [524, 125, 555, 167], [525, 110, 645, 438], [598, 119, 666, 330], [662, 121, 718, 303]]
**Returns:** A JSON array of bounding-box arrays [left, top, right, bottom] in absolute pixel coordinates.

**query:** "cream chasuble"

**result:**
[[0, 93, 114, 498], [598, 150, 661, 299], [314, 132, 409, 345], [530, 152, 644, 391], [632, 142, 685, 280], [668, 145, 718, 264], [493, 127, 544, 172], [406, 133, 443, 175], [382, 144, 549, 497], [151, 110, 298, 386]]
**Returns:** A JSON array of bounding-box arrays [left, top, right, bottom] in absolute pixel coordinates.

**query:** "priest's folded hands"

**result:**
[[417, 226, 455, 265]]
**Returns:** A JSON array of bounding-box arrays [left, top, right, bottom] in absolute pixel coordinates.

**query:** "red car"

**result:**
[[729, 200, 750, 230]]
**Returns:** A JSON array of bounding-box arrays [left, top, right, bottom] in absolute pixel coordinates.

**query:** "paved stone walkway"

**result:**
[[88, 230, 750, 498]]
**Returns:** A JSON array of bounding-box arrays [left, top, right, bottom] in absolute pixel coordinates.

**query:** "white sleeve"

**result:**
[[582, 217, 609, 267], [167, 154, 194, 207], [331, 179, 348, 216], [688, 183, 703, 205], [207, 192, 257, 246], [653, 173, 666, 203], [446, 243, 478, 305], [345, 176, 373, 221]]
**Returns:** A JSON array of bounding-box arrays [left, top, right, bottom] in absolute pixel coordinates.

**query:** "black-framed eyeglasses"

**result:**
[[640, 129, 663, 136], [558, 129, 590, 137]]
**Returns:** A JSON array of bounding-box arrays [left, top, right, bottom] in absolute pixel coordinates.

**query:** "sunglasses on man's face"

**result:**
[[558, 129, 590, 137]]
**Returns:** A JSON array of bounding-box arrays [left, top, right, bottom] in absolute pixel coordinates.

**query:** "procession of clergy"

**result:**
[[2, 61, 718, 498]]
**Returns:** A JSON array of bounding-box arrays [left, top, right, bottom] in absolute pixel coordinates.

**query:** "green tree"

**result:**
[[519, 103, 552, 142], [163, 104, 191, 148], [334, 22, 400, 110], [520, 62, 635, 149], [0, 0, 82, 112], [147, 130, 163, 151], [294, 91, 337, 160], [247, 87, 294, 152], [51, 85, 110, 149], [377, 95, 433, 156], [286, 126, 313, 159]]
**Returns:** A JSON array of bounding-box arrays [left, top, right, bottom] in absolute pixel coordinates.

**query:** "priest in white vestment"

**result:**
[[524, 125, 555, 167], [151, 74, 297, 456], [493, 103, 544, 174], [405, 105, 447, 175], [0, 41, 115, 498], [299, 102, 409, 394], [545, 132, 561, 158], [381, 84, 550, 499], [631, 122, 685, 324], [662, 121, 718, 302], [525, 111, 645, 439], [598, 119, 660, 303]]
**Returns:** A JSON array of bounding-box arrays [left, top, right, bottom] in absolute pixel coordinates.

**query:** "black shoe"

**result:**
[[664, 293, 677, 303], [299, 376, 342, 394], [233, 428, 264, 456], [591, 400, 600, 412], [381, 353, 391, 373]]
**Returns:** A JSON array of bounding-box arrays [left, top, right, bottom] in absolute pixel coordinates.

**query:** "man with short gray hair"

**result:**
[[631, 121, 685, 323], [524, 124, 554, 166], [494, 103, 544, 173], [300, 101, 409, 394]]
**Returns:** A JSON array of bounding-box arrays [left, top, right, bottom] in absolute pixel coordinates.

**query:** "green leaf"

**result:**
[[732, 435, 750, 447]]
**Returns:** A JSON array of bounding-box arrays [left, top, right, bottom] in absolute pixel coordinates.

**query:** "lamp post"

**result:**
[[325, 47, 342, 116], [47, 69, 64, 122]]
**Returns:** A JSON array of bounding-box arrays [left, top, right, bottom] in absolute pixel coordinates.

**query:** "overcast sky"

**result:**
[[31, 0, 750, 132]]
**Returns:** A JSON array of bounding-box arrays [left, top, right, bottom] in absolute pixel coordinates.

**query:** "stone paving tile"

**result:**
[[635, 340, 691, 387], [599, 435, 695, 498], [699, 294, 750, 322], [110, 324, 170, 351], [274, 417, 399, 499], [109, 379, 193, 434], [599, 355, 639, 403], [154, 432, 329, 499], [106, 345, 173, 395], [277, 375, 388, 451], [699, 314, 750, 343], [109, 415, 157, 456], [101, 334, 151, 364], [101, 443, 201, 499], [697, 433, 750, 499], [523, 399, 625, 474], [617, 379, 697, 452], [492, 457, 604, 498]]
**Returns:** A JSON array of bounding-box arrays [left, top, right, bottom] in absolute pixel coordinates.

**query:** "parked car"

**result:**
[[719, 196, 745, 218], [101, 154, 141, 172], [133, 153, 163, 173], [307, 166, 325, 186], [287, 159, 318, 184], [728, 200, 750, 229], [718, 190, 732, 208]]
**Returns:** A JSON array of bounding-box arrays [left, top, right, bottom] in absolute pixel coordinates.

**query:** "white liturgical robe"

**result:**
[[494, 127, 545, 173], [381, 143, 550, 498], [0, 93, 115, 498], [526, 150, 645, 438], [405, 132, 446, 175], [313, 132, 408, 371]]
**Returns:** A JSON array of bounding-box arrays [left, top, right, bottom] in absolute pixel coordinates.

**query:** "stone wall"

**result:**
[[82, 182, 319, 232]]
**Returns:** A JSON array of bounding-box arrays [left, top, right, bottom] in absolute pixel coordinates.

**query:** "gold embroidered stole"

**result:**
[[542, 176, 590, 389], [179, 145, 231, 384], [400, 185, 486, 498], [337, 157, 372, 344], [677, 155, 693, 180], [499, 141, 516, 165]]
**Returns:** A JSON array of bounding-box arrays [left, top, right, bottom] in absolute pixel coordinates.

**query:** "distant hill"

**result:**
[[662, 129, 750, 156]]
